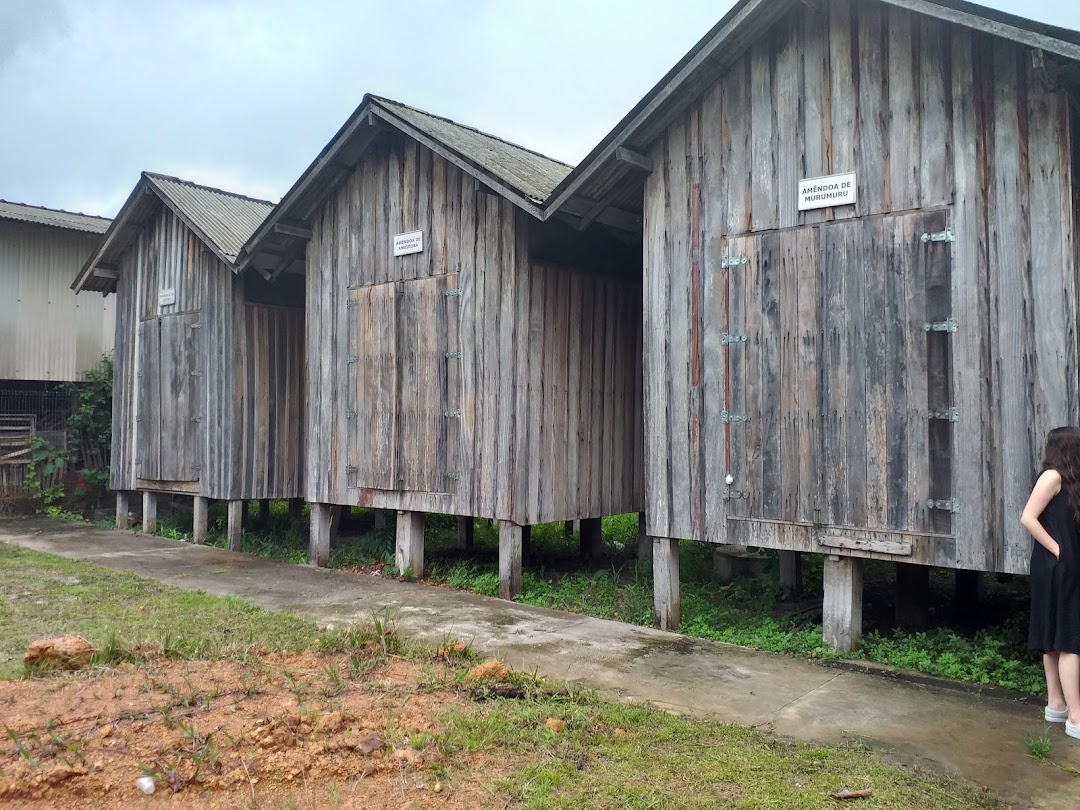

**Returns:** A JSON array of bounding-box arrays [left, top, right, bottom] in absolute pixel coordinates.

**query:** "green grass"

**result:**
[[0, 543, 333, 679], [0, 544, 1005, 808], [442, 675, 1004, 810], [144, 501, 1045, 697]]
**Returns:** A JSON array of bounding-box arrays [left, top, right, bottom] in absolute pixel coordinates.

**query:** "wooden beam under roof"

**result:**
[[615, 147, 654, 173], [273, 221, 313, 240]]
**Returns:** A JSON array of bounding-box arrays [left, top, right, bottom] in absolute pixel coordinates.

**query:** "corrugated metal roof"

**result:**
[[0, 199, 111, 234], [371, 97, 572, 203], [543, 0, 1080, 220], [144, 173, 274, 262]]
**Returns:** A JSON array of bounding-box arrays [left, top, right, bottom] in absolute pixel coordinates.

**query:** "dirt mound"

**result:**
[[23, 635, 94, 671], [467, 660, 509, 683], [0, 652, 512, 808]]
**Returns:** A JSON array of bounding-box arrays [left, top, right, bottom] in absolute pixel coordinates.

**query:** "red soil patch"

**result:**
[[0, 651, 510, 808]]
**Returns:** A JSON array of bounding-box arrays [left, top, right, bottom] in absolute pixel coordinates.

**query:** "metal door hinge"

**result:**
[[929, 407, 959, 422], [721, 256, 747, 270], [345, 410, 357, 420], [191, 370, 202, 377], [443, 410, 461, 419], [446, 471, 462, 481], [346, 356, 359, 365], [346, 299, 357, 309], [721, 411, 749, 423], [721, 332, 748, 345], [921, 228, 955, 243], [445, 350, 462, 359], [345, 465, 358, 476], [191, 416, 202, 423], [723, 487, 749, 501], [190, 322, 202, 329], [135, 416, 142, 423], [194, 464, 202, 472], [923, 318, 958, 333], [927, 499, 959, 514], [446, 288, 462, 297]]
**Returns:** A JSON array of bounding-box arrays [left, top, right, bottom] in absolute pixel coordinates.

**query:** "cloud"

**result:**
[[0, 0, 70, 69]]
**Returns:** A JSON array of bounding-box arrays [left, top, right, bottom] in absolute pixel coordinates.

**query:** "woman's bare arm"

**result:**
[[1020, 469, 1062, 559]]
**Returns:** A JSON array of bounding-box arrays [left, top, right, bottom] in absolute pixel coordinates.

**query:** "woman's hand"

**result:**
[[1020, 469, 1064, 558]]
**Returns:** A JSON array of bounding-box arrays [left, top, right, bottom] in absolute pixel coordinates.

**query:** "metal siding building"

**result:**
[[0, 204, 113, 381]]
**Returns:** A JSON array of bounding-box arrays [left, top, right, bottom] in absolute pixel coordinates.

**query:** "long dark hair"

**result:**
[[1042, 426, 1080, 523]]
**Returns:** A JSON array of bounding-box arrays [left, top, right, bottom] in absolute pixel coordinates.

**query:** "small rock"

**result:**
[[613, 728, 627, 737], [433, 781, 443, 793], [24, 635, 94, 671], [467, 661, 509, 683], [544, 718, 567, 733], [354, 734, 385, 754], [135, 776, 155, 795], [99, 726, 113, 739]]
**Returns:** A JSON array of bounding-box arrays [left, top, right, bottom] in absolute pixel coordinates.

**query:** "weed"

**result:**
[[1024, 732, 1053, 761], [321, 662, 347, 698]]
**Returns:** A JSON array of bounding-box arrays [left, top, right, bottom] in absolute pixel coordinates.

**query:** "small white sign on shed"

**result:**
[[158, 287, 176, 306], [393, 230, 424, 257], [798, 173, 857, 211]]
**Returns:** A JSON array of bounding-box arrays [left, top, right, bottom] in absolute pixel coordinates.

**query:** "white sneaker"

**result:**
[[1046, 706, 1069, 723], [1067, 720, 1080, 739]]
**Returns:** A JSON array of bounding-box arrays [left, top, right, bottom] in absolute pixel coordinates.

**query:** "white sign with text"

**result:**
[[798, 173, 857, 211], [393, 230, 424, 257], [158, 287, 176, 306]]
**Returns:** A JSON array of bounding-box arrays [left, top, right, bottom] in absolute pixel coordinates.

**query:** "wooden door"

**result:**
[[348, 273, 460, 494], [136, 312, 202, 482], [711, 210, 954, 535]]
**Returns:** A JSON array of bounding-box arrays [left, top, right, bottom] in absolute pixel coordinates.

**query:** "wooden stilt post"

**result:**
[[636, 512, 651, 564], [521, 524, 532, 562], [955, 569, 981, 621], [142, 491, 157, 534], [395, 511, 425, 579], [579, 517, 603, 558], [227, 500, 244, 552], [779, 551, 803, 595], [499, 521, 524, 600], [193, 496, 209, 545], [457, 516, 474, 550], [115, 491, 129, 530], [653, 537, 680, 631], [288, 498, 304, 521], [823, 555, 864, 651], [309, 503, 332, 567], [564, 520, 574, 537], [895, 563, 930, 630], [373, 509, 387, 530]]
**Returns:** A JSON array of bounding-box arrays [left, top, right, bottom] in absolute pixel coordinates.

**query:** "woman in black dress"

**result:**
[[1021, 426, 1080, 739]]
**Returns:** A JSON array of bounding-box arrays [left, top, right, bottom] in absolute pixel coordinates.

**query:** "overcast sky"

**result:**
[[1, 0, 1078, 218]]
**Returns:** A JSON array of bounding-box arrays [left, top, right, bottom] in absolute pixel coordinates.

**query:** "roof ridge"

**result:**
[[369, 95, 574, 170], [0, 198, 111, 222], [143, 172, 276, 207]]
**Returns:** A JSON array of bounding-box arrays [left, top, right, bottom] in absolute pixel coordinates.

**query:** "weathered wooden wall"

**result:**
[[110, 202, 304, 500], [643, 0, 1077, 573], [307, 133, 644, 523]]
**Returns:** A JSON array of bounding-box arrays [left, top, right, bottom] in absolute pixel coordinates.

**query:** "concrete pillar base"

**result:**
[[653, 537, 680, 631], [395, 511, 425, 579], [142, 491, 158, 535], [193, 496, 209, 545], [499, 521, 524, 600], [823, 555, 864, 651]]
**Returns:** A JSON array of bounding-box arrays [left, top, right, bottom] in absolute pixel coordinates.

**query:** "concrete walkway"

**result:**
[[2, 519, 1078, 809]]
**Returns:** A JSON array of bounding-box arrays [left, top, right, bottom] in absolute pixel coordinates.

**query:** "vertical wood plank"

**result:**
[[750, 40, 778, 232], [828, 0, 858, 221], [759, 232, 782, 520], [863, 218, 888, 529], [801, 2, 831, 225], [920, 15, 954, 209], [887, 7, 921, 212], [644, 137, 670, 537], [856, 1, 888, 215]]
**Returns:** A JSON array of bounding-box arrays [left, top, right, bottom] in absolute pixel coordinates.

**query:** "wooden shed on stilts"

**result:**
[[237, 95, 644, 598], [543, 0, 1080, 648], [73, 173, 305, 545]]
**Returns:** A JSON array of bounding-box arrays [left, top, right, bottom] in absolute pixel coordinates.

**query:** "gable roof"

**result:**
[[73, 172, 274, 294], [542, 0, 1080, 221], [235, 94, 572, 274], [0, 199, 111, 235]]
